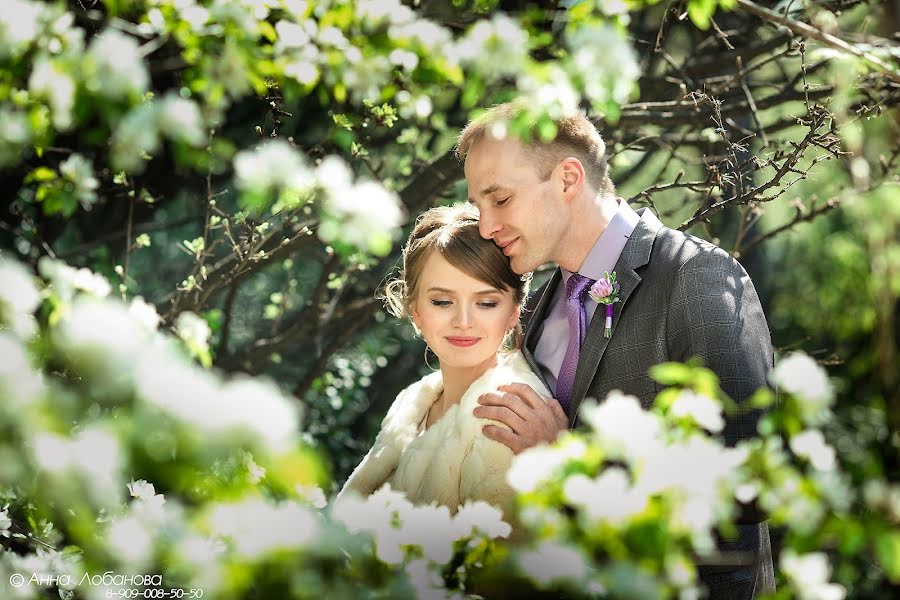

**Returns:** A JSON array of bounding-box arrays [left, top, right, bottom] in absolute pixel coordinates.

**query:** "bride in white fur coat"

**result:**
[[337, 204, 556, 526]]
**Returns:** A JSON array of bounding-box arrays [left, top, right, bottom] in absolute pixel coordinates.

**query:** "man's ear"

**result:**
[[559, 157, 585, 200]]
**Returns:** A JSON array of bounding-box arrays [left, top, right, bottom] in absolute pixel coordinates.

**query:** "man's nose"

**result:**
[[478, 210, 501, 240]]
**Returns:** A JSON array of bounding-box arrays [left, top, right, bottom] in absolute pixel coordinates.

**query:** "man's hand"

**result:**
[[473, 382, 568, 454]]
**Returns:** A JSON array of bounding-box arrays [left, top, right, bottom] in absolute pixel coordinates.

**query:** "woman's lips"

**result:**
[[446, 337, 480, 347]]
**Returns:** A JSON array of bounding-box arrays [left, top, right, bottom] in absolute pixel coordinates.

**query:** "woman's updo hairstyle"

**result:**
[[383, 204, 528, 346]]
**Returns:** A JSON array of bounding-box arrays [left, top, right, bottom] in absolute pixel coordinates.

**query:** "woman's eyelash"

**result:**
[[429, 300, 499, 308], [478, 302, 499, 308], [430, 300, 451, 307]]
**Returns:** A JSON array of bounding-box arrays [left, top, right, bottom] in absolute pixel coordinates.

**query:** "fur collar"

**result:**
[[338, 350, 546, 500]]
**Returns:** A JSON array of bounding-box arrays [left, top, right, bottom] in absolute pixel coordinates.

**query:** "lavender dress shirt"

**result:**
[[533, 199, 640, 395]]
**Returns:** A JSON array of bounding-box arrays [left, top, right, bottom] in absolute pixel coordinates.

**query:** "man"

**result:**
[[457, 103, 775, 599]]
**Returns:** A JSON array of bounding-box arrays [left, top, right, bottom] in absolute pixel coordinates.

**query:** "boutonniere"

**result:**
[[588, 271, 621, 338]]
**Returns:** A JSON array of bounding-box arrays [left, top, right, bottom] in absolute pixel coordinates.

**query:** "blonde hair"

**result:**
[[455, 102, 616, 197], [383, 204, 528, 347]]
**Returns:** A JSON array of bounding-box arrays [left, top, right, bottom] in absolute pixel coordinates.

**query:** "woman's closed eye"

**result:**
[[430, 299, 452, 307]]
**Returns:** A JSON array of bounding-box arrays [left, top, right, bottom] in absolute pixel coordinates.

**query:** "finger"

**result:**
[[481, 424, 524, 454], [478, 392, 534, 421], [473, 405, 527, 433], [547, 397, 569, 427], [497, 383, 544, 409]]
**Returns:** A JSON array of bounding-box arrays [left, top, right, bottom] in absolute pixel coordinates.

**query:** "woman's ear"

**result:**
[[410, 303, 422, 335], [508, 306, 521, 331]]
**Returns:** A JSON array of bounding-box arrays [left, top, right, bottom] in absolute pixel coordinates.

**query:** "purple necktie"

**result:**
[[556, 273, 595, 413]]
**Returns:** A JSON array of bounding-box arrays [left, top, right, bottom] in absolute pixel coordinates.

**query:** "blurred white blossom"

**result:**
[[563, 468, 648, 526], [0, 258, 41, 338], [128, 296, 161, 332], [566, 22, 639, 109], [0, 334, 44, 412], [791, 430, 837, 471], [508, 436, 587, 493], [234, 139, 315, 201], [59, 153, 100, 208], [453, 501, 511, 539], [86, 29, 149, 100], [31, 426, 123, 505], [517, 65, 581, 120], [111, 102, 161, 172], [517, 541, 589, 585], [106, 512, 155, 568], [451, 13, 528, 81], [358, 0, 414, 26], [296, 484, 326, 508], [772, 352, 834, 425], [208, 496, 320, 558], [0, 508, 11, 537], [28, 57, 76, 130], [157, 93, 206, 147], [780, 550, 846, 600], [38, 257, 111, 300], [175, 311, 211, 353], [580, 392, 663, 463], [315, 156, 405, 256], [0, 0, 44, 58], [670, 390, 725, 433]]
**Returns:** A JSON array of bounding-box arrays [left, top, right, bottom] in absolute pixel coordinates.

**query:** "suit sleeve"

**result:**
[[665, 246, 773, 447]]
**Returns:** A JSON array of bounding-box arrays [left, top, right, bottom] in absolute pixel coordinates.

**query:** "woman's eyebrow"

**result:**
[[425, 287, 501, 295]]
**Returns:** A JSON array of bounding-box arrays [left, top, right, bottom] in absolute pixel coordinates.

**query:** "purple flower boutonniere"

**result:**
[[588, 271, 621, 338]]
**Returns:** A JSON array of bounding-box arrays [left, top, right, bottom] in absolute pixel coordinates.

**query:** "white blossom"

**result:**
[[771, 352, 834, 425], [507, 437, 588, 493], [0, 258, 41, 338], [453, 501, 511, 539], [0, 507, 11, 537], [233, 139, 315, 200], [0, 333, 44, 410], [110, 102, 161, 173], [517, 65, 581, 120], [38, 257, 112, 300], [275, 19, 311, 49], [670, 390, 725, 433], [563, 468, 648, 525], [296, 484, 327, 508], [59, 153, 100, 208], [358, 0, 414, 26], [28, 56, 76, 130], [31, 426, 123, 505], [580, 392, 663, 463], [0, 0, 44, 58], [175, 311, 211, 353], [791, 429, 837, 471], [566, 22, 639, 108], [106, 513, 155, 568], [128, 296, 161, 332], [157, 93, 206, 147], [316, 156, 405, 255], [450, 14, 528, 81], [208, 497, 320, 558], [86, 29, 149, 100], [517, 541, 589, 585], [780, 550, 847, 600]]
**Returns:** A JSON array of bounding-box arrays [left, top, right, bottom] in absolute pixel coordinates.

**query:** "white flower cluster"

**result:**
[[59, 153, 100, 209], [207, 495, 321, 558], [84, 29, 150, 101], [771, 352, 835, 426], [233, 139, 315, 205], [780, 550, 847, 600], [0, 258, 42, 339], [111, 93, 206, 173], [315, 156, 406, 256], [511, 392, 746, 552], [332, 486, 510, 567], [450, 13, 529, 82], [0, 0, 44, 58], [566, 21, 640, 110]]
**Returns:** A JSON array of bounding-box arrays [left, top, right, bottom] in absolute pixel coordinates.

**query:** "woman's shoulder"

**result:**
[[460, 350, 549, 411], [381, 369, 443, 428]]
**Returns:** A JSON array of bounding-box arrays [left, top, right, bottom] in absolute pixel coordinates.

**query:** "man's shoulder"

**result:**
[[650, 223, 739, 273]]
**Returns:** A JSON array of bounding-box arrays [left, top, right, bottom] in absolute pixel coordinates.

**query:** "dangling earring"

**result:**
[[424, 345, 439, 370]]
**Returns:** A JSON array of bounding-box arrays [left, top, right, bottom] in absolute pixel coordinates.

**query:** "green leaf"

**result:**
[[876, 531, 900, 582]]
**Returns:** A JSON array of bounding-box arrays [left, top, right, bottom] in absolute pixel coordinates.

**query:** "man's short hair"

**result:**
[[455, 102, 616, 197]]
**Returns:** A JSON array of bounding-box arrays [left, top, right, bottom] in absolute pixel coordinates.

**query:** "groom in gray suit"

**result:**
[[458, 103, 775, 599]]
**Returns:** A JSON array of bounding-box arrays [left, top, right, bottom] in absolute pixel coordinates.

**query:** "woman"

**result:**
[[337, 203, 549, 521]]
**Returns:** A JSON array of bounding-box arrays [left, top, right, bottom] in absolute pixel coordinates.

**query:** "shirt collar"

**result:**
[[561, 199, 640, 284]]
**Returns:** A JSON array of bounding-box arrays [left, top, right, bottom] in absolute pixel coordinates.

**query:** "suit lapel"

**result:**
[[567, 209, 664, 426]]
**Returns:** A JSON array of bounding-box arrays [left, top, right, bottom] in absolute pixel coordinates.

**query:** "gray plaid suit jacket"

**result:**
[[522, 208, 776, 599]]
